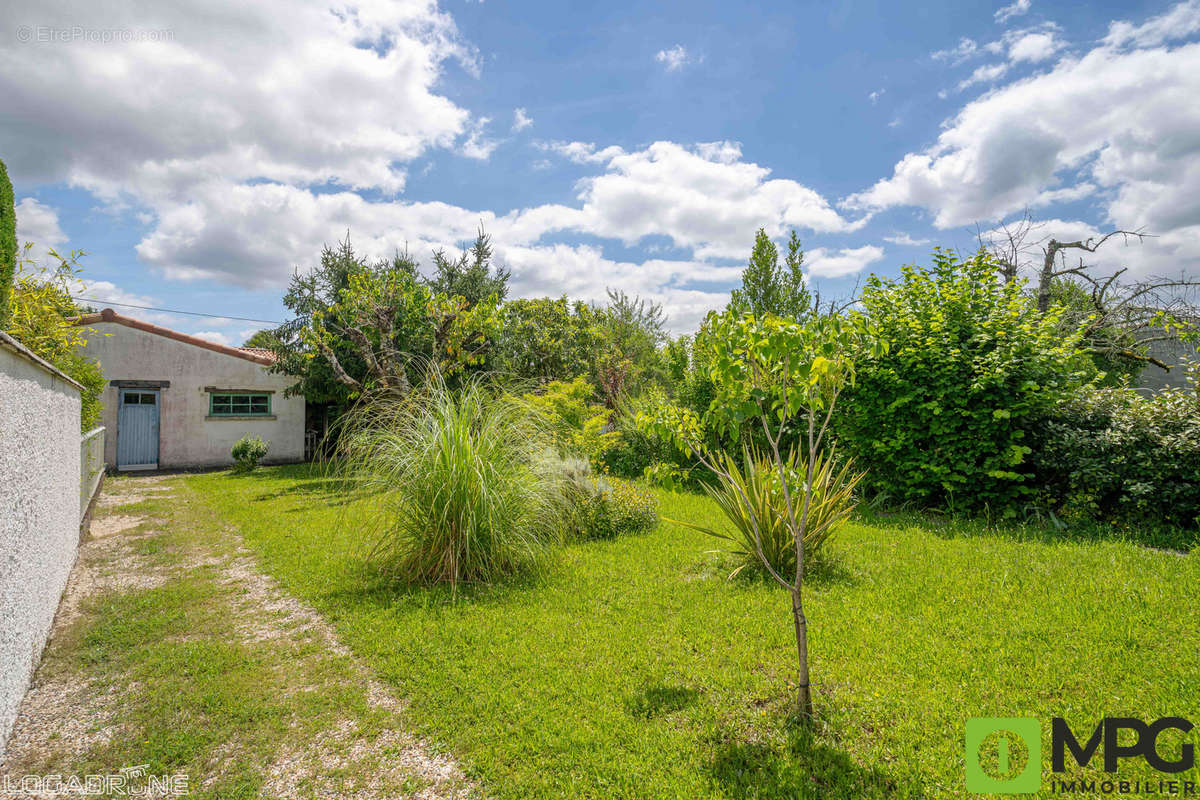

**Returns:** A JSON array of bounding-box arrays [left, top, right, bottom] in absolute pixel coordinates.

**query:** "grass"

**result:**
[[12, 474, 451, 799], [178, 467, 1200, 797]]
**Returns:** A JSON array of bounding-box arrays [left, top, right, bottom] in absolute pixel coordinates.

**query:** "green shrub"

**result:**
[[231, 435, 269, 472], [600, 389, 681, 478], [0, 159, 14, 324], [836, 248, 1092, 514], [641, 461, 690, 492], [7, 261, 105, 430], [551, 456, 657, 541], [673, 447, 861, 579], [522, 377, 618, 464], [338, 379, 562, 592], [1029, 378, 1200, 541]]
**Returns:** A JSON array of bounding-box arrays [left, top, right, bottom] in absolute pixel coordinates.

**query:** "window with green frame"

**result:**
[[209, 392, 271, 417]]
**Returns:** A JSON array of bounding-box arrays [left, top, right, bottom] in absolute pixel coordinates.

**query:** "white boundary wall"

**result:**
[[0, 331, 84, 757]]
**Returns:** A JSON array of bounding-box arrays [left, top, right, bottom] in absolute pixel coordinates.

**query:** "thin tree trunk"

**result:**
[[792, 587, 814, 718]]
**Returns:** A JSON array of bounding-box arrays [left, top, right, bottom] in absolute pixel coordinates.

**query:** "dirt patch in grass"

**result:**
[[0, 474, 473, 800]]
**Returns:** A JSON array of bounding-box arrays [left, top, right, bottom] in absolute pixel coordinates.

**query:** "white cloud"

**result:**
[[958, 63, 1010, 90], [1030, 182, 1096, 208], [655, 45, 693, 72], [540, 140, 626, 164], [460, 117, 498, 160], [843, 9, 1200, 284], [14, 198, 68, 262], [0, 0, 477, 197], [883, 233, 931, 247], [933, 37, 978, 64], [135, 140, 864, 293], [67, 279, 198, 329], [191, 330, 235, 346], [869, 89, 885, 103], [1007, 31, 1061, 62], [1105, 0, 1200, 48], [806, 245, 885, 278], [512, 107, 533, 132], [994, 0, 1031, 24], [552, 140, 864, 260]]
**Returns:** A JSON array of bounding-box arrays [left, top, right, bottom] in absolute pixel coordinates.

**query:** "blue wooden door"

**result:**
[[117, 390, 160, 470]]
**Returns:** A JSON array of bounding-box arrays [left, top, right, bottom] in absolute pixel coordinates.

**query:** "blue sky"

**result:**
[[3, 0, 1198, 342]]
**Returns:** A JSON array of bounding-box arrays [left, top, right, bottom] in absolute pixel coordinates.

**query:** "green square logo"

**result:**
[[965, 717, 1042, 794]]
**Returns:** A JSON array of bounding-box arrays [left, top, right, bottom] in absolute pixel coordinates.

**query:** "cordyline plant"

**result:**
[[642, 310, 879, 717]]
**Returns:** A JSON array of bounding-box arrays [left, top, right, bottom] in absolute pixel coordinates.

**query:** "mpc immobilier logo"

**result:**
[[965, 716, 1198, 795]]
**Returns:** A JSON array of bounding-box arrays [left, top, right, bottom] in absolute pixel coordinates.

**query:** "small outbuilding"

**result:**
[[76, 309, 305, 470]]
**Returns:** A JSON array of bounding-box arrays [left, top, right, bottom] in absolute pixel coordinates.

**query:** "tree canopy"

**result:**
[[728, 229, 811, 320]]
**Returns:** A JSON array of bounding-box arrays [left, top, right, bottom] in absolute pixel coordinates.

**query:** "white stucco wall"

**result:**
[[0, 334, 82, 757], [80, 322, 305, 468]]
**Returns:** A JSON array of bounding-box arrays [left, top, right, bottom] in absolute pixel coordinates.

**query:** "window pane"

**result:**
[[140, 393, 156, 405], [210, 393, 269, 415], [124, 393, 141, 404]]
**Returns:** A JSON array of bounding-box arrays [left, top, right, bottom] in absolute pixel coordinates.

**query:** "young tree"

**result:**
[[593, 289, 669, 407], [644, 311, 871, 717], [728, 229, 812, 319], [428, 226, 511, 306]]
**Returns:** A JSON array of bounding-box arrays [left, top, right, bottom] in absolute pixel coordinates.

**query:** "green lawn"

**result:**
[[184, 465, 1200, 799]]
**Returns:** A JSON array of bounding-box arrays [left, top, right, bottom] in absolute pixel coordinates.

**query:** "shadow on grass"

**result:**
[[318, 555, 556, 616], [234, 473, 381, 509], [855, 507, 1198, 553], [704, 551, 859, 591], [626, 683, 700, 719], [705, 716, 909, 800]]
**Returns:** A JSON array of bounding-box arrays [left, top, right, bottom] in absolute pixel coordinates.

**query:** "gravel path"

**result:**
[[0, 474, 473, 800]]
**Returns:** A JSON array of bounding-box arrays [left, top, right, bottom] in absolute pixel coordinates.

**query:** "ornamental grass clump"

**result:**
[[676, 447, 862, 579], [338, 378, 563, 594]]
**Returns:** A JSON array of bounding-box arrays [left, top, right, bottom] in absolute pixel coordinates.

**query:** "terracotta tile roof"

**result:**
[[236, 346, 277, 361], [73, 308, 277, 366]]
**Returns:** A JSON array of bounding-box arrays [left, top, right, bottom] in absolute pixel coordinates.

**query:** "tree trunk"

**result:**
[[791, 587, 814, 718], [1037, 240, 1060, 314]]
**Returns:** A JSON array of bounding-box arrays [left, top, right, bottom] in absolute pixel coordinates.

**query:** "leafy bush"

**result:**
[[1029, 378, 1200, 540], [551, 456, 658, 541], [835, 249, 1092, 514], [338, 379, 562, 592], [599, 389, 686, 478], [522, 377, 618, 463], [6, 259, 105, 430], [674, 447, 862, 579], [231, 435, 269, 472], [641, 461, 690, 492]]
